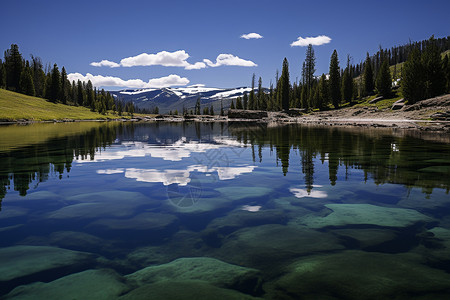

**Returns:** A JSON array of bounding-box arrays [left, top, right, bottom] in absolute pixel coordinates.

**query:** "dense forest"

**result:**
[[232, 35, 450, 111], [1, 36, 449, 116], [0, 45, 139, 116]]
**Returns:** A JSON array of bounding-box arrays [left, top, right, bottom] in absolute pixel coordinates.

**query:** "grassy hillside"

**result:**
[[0, 88, 123, 121]]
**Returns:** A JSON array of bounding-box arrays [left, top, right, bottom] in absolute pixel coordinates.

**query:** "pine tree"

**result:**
[[30, 55, 45, 97], [220, 99, 224, 116], [301, 85, 308, 109], [249, 73, 256, 109], [86, 80, 94, 109], [341, 55, 353, 102], [0, 59, 4, 88], [257, 76, 265, 110], [329, 50, 341, 109], [243, 93, 248, 110], [363, 53, 374, 97], [210, 105, 214, 115], [230, 100, 235, 109], [4, 44, 23, 92], [195, 97, 201, 114], [19, 61, 35, 96], [236, 97, 243, 109], [304, 44, 316, 89], [318, 74, 328, 110], [443, 54, 450, 93], [49, 64, 61, 102], [60, 67, 69, 104], [422, 36, 446, 98], [375, 59, 391, 98], [279, 58, 290, 110], [77, 80, 84, 106], [402, 47, 424, 104]]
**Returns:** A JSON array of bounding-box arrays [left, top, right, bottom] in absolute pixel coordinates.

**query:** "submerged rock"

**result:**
[[125, 257, 262, 295], [48, 202, 136, 220], [119, 280, 261, 300], [0, 246, 95, 291], [87, 212, 179, 233], [218, 224, 344, 271], [202, 209, 286, 247], [269, 250, 450, 299], [333, 228, 398, 249], [302, 204, 434, 228], [6, 269, 128, 300], [66, 191, 150, 204], [215, 186, 273, 201]]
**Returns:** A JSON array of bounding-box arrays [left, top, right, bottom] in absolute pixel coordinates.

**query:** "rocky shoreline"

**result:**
[[2, 94, 449, 133]]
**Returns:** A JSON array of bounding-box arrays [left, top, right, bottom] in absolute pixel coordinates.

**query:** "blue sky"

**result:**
[[1, 0, 449, 90]]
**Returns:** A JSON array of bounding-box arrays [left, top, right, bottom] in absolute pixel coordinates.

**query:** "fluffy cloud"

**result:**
[[119, 50, 206, 69], [67, 73, 189, 88], [203, 54, 257, 67], [290, 35, 332, 47], [90, 60, 120, 68], [240, 33, 263, 39], [90, 50, 257, 69]]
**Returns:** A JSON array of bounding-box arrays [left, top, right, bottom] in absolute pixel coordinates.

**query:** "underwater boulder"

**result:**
[[125, 257, 262, 296], [6, 269, 128, 300]]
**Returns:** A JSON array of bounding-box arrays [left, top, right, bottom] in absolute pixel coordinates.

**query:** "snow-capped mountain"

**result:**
[[109, 84, 255, 113]]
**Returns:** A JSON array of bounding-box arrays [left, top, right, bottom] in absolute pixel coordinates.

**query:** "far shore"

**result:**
[[2, 94, 449, 133]]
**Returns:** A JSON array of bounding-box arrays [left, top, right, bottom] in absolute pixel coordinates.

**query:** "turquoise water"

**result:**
[[0, 121, 450, 299]]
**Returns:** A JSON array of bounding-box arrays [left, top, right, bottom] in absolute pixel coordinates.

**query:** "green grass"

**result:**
[[354, 90, 403, 110], [0, 88, 124, 121]]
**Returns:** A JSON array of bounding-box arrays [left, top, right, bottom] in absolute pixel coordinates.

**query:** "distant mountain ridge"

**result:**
[[109, 84, 255, 113]]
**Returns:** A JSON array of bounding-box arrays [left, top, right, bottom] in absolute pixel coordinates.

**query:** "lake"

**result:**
[[1, 121, 450, 299]]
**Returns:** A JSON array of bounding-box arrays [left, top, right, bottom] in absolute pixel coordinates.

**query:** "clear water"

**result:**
[[1, 121, 450, 299]]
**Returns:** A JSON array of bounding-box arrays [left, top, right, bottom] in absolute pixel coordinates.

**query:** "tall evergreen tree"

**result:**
[[60, 67, 69, 104], [236, 97, 243, 109], [402, 48, 424, 104], [329, 50, 341, 109], [249, 73, 256, 109], [443, 54, 450, 93], [300, 85, 308, 109], [0, 59, 4, 88], [77, 80, 84, 106], [318, 74, 329, 110], [363, 53, 374, 96], [422, 36, 446, 98], [31, 55, 45, 97], [375, 59, 391, 98], [304, 44, 316, 89], [86, 80, 94, 109], [341, 55, 353, 102], [210, 105, 214, 115], [279, 58, 290, 110], [49, 64, 61, 102], [258, 77, 266, 110], [243, 93, 248, 110], [4, 44, 23, 91], [19, 61, 35, 96], [195, 97, 201, 115], [230, 100, 235, 109], [220, 99, 224, 116]]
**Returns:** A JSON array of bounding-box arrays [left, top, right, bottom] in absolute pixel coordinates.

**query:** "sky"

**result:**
[[1, 0, 449, 90]]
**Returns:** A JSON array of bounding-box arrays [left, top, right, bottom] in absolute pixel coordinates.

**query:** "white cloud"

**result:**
[[290, 35, 332, 47], [203, 54, 257, 67], [290, 187, 328, 198], [241, 33, 263, 39], [184, 61, 207, 70], [90, 60, 120, 68], [119, 50, 206, 70], [67, 73, 189, 89]]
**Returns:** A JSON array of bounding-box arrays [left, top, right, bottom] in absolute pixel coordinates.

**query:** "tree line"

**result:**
[[232, 35, 449, 112], [0, 44, 139, 116]]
